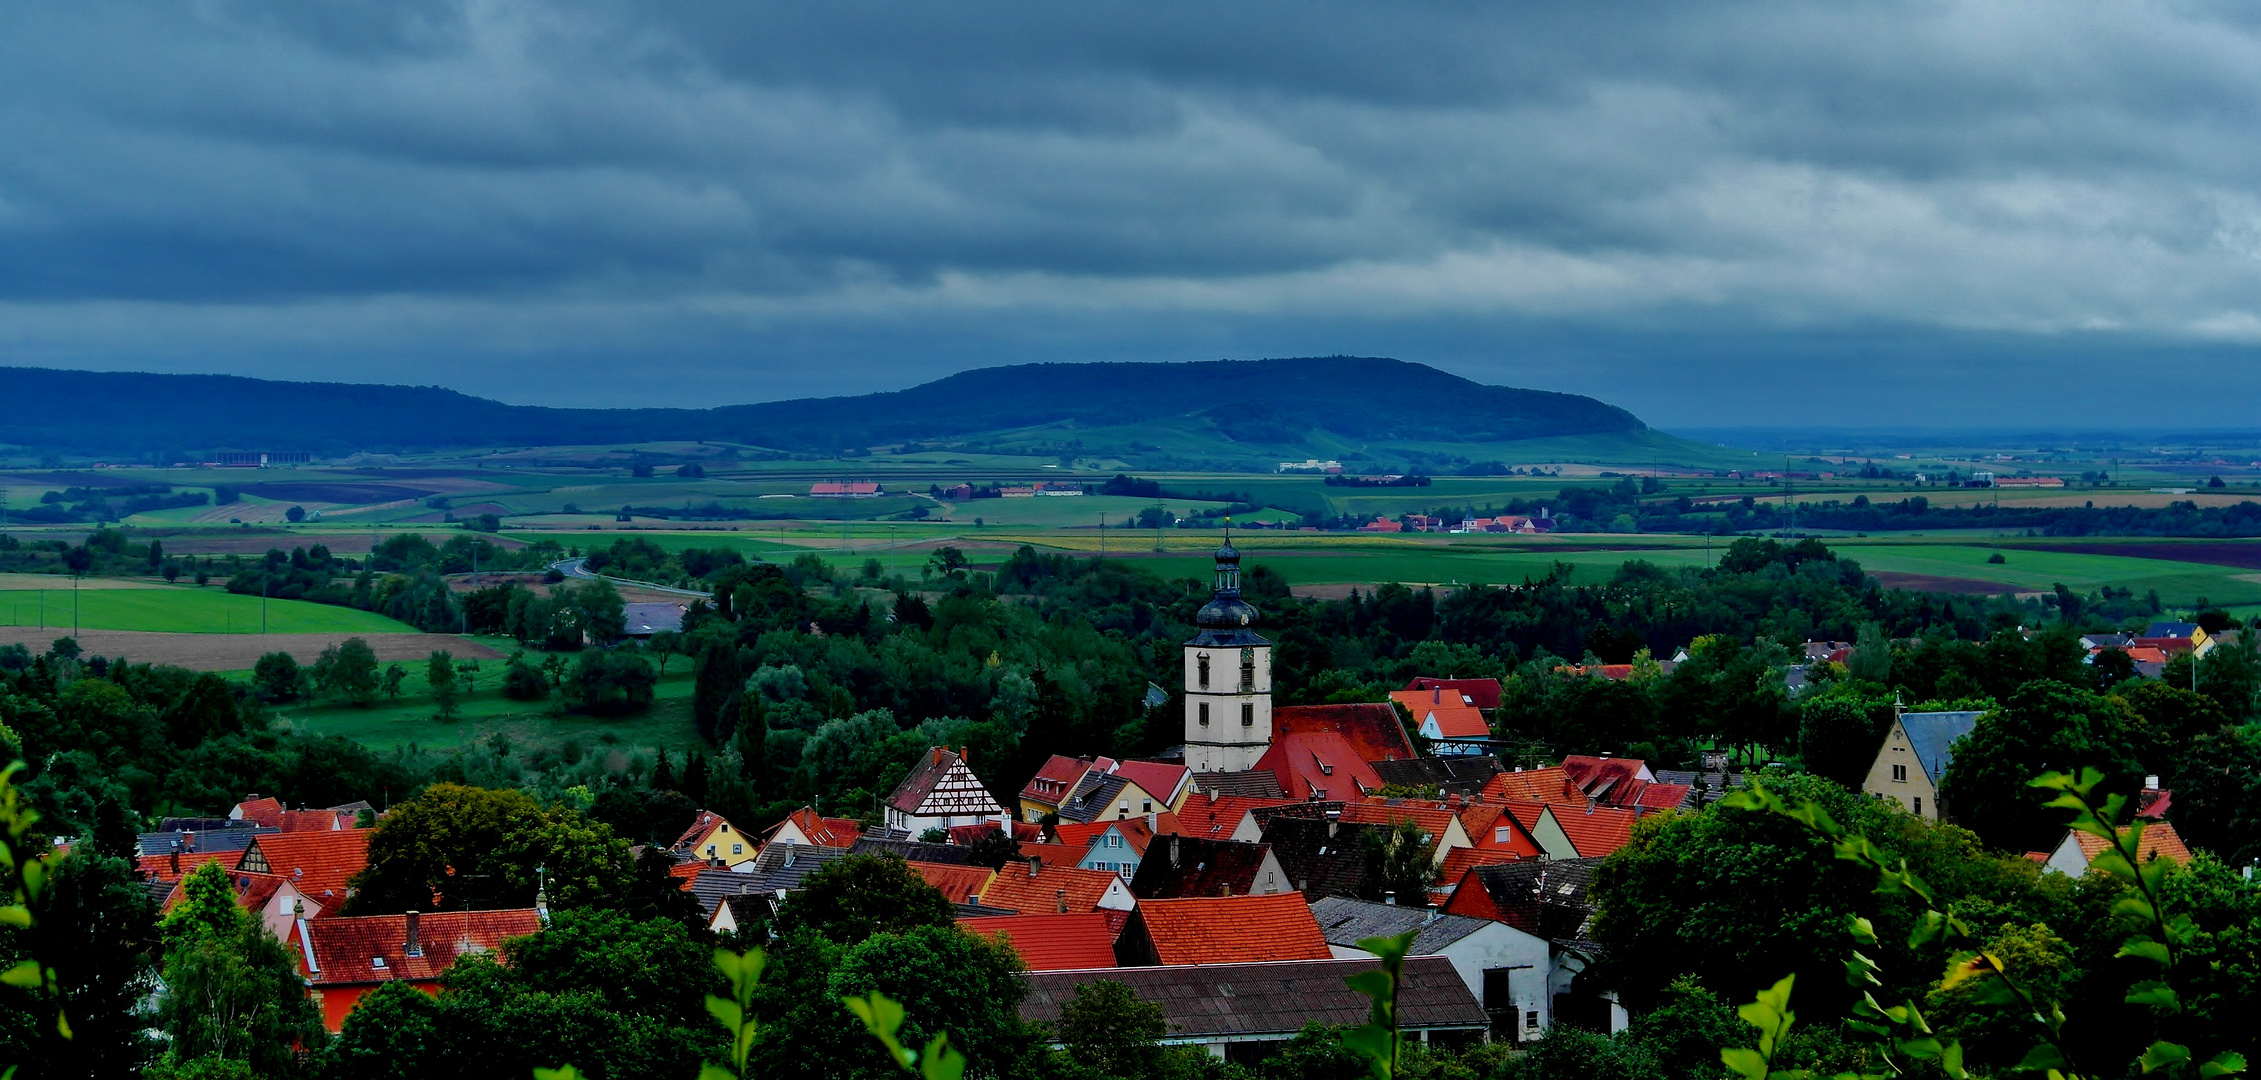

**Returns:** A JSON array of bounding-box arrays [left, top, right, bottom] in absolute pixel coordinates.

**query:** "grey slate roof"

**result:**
[[1260, 817, 1383, 900], [1901, 711, 1981, 785], [1130, 835, 1277, 900], [1369, 757, 1504, 795], [1459, 858, 1603, 945], [2145, 621, 2201, 639], [1054, 773, 1130, 824], [1193, 770, 1288, 800], [740, 841, 850, 893], [136, 825, 276, 859], [1018, 956, 1486, 1040], [850, 837, 973, 864], [688, 867, 769, 917], [141, 877, 178, 908], [1309, 896, 1492, 954]]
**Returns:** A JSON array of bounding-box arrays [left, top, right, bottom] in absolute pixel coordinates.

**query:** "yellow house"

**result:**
[[1861, 710, 1981, 822]]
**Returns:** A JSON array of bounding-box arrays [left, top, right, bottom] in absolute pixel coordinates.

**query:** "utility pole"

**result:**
[[72, 574, 79, 637], [1154, 499, 1166, 552], [1098, 514, 1106, 558], [261, 576, 268, 635]]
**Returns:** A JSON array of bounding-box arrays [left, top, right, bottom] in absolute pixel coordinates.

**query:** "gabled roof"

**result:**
[[1054, 818, 1157, 857], [1461, 800, 1546, 856], [237, 829, 371, 906], [959, 913, 1120, 971], [138, 825, 277, 859], [1434, 846, 1528, 890], [1561, 755, 1652, 789], [1309, 895, 1497, 954], [848, 837, 969, 864], [1110, 761, 1191, 807], [911, 861, 997, 906], [1415, 705, 1491, 739], [1273, 703, 1416, 763], [765, 807, 862, 848], [1127, 893, 1330, 965], [1020, 755, 1099, 805], [1130, 835, 1278, 900], [1441, 858, 1602, 942], [1340, 799, 1460, 845], [1017, 842, 1089, 868], [1054, 773, 1134, 824], [1192, 770, 1289, 800], [1539, 803, 1637, 858], [978, 862, 1128, 915], [1018, 956, 1486, 1039], [1900, 711, 1982, 785], [1481, 767, 1573, 804], [887, 747, 1004, 818], [740, 841, 850, 893], [1173, 792, 1295, 839], [947, 820, 1042, 847], [1260, 817, 1382, 900], [233, 796, 285, 827], [296, 909, 542, 987], [2072, 822, 2193, 866], [137, 850, 235, 882], [687, 867, 768, 917], [1257, 732, 1383, 802], [164, 869, 289, 916], [1369, 756, 1503, 795], [2145, 621, 2201, 639], [673, 810, 736, 853], [1403, 678, 1503, 710]]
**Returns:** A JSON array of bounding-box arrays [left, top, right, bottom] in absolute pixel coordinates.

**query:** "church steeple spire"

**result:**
[[1184, 526, 1271, 772]]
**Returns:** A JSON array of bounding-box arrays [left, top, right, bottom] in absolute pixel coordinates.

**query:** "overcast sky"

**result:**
[[5, 1, 2261, 428]]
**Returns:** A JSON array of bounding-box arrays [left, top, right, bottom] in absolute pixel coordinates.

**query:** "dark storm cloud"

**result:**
[[4, 0, 2261, 424]]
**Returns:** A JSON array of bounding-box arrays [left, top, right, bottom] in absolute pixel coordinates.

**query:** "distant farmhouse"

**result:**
[[810, 481, 883, 498]]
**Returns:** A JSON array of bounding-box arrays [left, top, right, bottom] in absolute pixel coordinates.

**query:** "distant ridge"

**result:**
[[0, 357, 1643, 456]]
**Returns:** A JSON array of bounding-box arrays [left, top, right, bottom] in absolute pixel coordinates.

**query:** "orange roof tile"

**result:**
[[1256, 732, 1384, 802], [1174, 793, 1294, 839], [1132, 893, 1331, 965], [674, 810, 735, 851], [1404, 677, 1503, 710], [959, 913, 1119, 970], [137, 850, 234, 882], [1481, 768, 1576, 804], [1543, 804, 1636, 858], [237, 829, 371, 906], [2074, 822, 2193, 866], [911, 861, 997, 905], [1343, 799, 1460, 844], [978, 862, 1124, 915], [1435, 846, 1528, 888], [1109, 761, 1191, 806], [163, 869, 288, 915], [1016, 842, 1088, 868], [297, 908, 542, 987], [234, 796, 285, 828], [1272, 703, 1416, 763]]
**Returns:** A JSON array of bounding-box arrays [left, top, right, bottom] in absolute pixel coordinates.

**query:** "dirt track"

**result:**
[[0, 630, 504, 672]]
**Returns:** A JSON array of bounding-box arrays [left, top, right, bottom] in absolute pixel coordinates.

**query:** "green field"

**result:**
[[0, 585, 411, 634], [268, 663, 704, 756]]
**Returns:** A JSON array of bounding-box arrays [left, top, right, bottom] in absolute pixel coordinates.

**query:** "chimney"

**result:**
[[1384, 892, 1397, 906], [169, 841, 181, 877], [1146, 811, 1157, 832], [404, 910, 422, 957], [968, 893, 979, 905], [1028, 860, 1040, 878], [1432, 687, 1441, 705], [1055, 888, 1068, 914], [783, 840, 796, 867], [1220, 883, 1232, 897]]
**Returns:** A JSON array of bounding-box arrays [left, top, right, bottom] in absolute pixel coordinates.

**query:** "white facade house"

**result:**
[[884, 747, 1005, 836], [1312, 897, 1554, 1042]]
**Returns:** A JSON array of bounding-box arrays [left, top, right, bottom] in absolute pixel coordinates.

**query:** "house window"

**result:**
[[1239, 648, 1255, 692], [1198, 702, 1210, 726], [732, 844, 743, 855], [1525, 1011, 1540, 1031], [1197, 653, 1211, 689], [1891, 764, 1908, 783], [1108, 833, 1122, 848], [1120, 865, 1134, 880], [1241, 702, 1255, 726], [1913, 797, 1923, 816], [1142, 801, 1152, 813]]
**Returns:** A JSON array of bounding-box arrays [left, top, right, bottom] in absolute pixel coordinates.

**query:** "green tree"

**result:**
[[332, 637, 381, 706], [380, 663, 406, 701], [285, 505, 306, 523], [251, 651, 301, 703], [426, 650, 458, 721], [1794, 682, 1897, 789], [820, 925, 1035, 1080], [1057, 979, 1165, 1079], [773, 855, 955, 947], [323, 980, 443, 1080], [692, 636, 743, 743], [1939, 681, 2146, 853], [1359, 818, 1436, 908], [0, 850, 162, 1076], [156, 863, 323, 1075], [344, 783, 633, 914]]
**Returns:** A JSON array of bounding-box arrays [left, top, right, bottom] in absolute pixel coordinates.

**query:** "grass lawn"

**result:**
[[0, 585, 412, 634], [259, 636, 704, 756]]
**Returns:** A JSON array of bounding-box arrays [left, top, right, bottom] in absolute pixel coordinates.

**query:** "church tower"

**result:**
[[1183, 533, 1272, 772]]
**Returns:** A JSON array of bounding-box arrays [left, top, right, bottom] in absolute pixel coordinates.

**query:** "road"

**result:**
[[549, 558, 714, 599]]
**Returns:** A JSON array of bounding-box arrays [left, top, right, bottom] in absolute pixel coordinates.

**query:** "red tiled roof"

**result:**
[[1632, 783, 1692, 811], [1480, 768, 1575, 804], [978, 862, 1124, 915], [237, 829, 371, 905], [164, 869, 287, 916], [1272, 703, 1416, 764], [673, 810, 734, 851], [1109, 761, 1191, 806], [1467, 801, 1545, 856], [138, 850, 233, 882], [1020, 755, 1099, 805], [1016, 842, 1087, 868], [1131, 894, 1330, 965], [1542, 804, 1636, 858], [1419, 706, 1490, 739], [2136, 789, 2172, 821], [949, 821, 1043, 847], [2073, 822, 2193, 866], [234, 796, 285, 828], [277, 809, 356, 833], [1342, 799, 1460, 845], [959, 913, 1119, 970], [1256, 732, 1384, 802], [1404, 678, 1503, 710], [1173, 793, 1294, 839], [667, 861, 704, 885], [1435, 846, 1528, 888], [911, 861, 997, 905], [768, 807, 862, 848], [1053, 818, 1158, 857], [297, 908, 542, 987]]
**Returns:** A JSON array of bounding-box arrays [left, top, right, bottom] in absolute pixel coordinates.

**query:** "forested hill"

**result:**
[[0, 357, 1643, 456]]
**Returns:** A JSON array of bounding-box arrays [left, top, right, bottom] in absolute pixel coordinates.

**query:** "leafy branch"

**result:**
[[844, 991, 967, 1080], [1340, 930, 1418, 1080], [0, 759, 66, 1075]]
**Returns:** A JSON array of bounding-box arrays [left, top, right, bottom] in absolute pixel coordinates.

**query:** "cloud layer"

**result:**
[[4, 0, 2261, 425]]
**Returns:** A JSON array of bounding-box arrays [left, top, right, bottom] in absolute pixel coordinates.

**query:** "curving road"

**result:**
[[549, 558, 713, 598]]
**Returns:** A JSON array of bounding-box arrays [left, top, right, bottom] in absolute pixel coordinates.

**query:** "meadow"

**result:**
[[0, 583, 410, 634]]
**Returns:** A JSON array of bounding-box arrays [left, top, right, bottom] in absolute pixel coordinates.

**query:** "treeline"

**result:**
[[221, 534, 565, 633], [582, 536, 746, 588], [7, 484, 209, 524]]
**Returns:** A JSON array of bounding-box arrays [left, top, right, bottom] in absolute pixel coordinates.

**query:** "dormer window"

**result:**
[[372, 956, 387, 969]]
